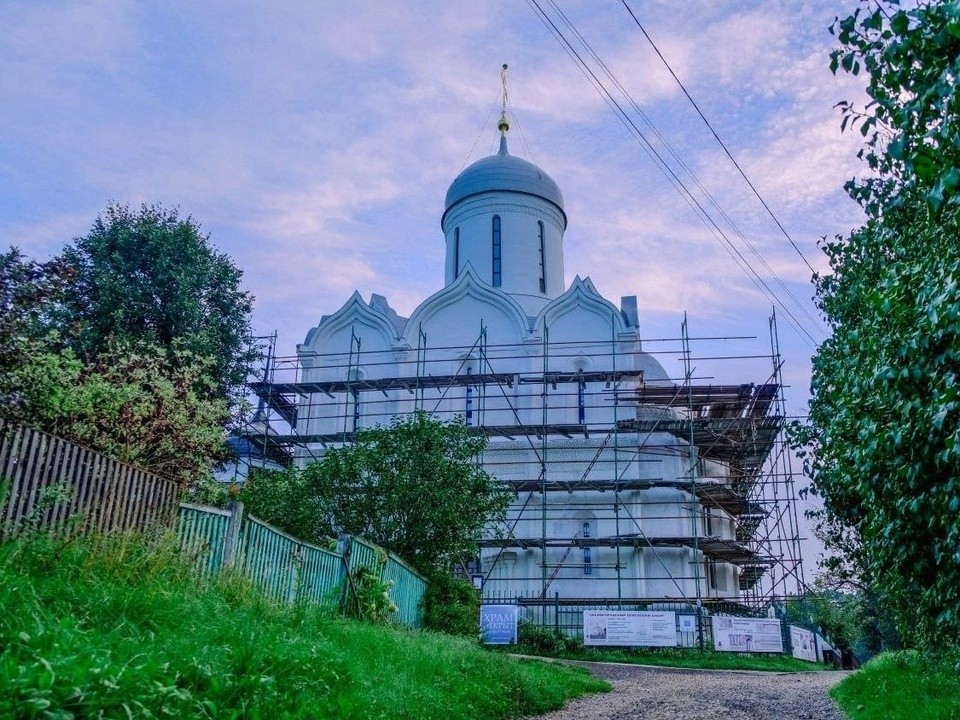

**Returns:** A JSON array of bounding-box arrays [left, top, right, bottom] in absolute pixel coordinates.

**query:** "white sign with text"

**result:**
[[583, 610, 677, 647], [790, 625, 817, 662], [713, 616, 784, 653]]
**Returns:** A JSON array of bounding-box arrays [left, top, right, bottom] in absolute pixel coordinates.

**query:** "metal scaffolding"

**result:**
[[241, 312, 805, 624]]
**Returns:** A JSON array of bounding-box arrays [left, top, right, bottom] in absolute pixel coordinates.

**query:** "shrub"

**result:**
[[517, 621, 583, 655], [423, 573, 480, 637], [344, 565, 397, 624]]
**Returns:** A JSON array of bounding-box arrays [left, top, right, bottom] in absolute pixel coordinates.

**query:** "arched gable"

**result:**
[[301, 291, 399, 357], [403, 264, 531, 347], [534, 276, 627, 344]]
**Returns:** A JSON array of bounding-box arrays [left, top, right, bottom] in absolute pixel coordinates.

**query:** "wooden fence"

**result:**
[[0, 420, 429, 628], [0, 420, 181, 538], [178, 502, 429, 627]]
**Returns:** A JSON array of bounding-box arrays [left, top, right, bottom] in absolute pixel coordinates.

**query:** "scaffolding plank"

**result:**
[[616, 416, 782, 472], [478, 535, 774, 566], [248, 384, 299, 426], [624, 383, 779, 419], [738, 565, 769, 591], [250, 369, 645, 397]]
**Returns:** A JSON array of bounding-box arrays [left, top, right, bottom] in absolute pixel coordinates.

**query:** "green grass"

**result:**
[[508, 626, 824, 672], [0, 533, 608, 719], [512, 644, 824, 672], [831, 650, 960, 720]]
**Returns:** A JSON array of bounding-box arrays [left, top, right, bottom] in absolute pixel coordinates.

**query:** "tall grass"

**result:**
[[831, 650, 960, 720], [0, 532, 607, 718]]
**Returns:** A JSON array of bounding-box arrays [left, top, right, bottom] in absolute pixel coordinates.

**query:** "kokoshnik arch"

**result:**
[[245, 103, 805, 619]]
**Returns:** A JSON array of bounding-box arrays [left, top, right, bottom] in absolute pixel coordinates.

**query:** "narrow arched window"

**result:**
[[538, 221, 546, 293], [582, 521, 592, 575], [465, 364, 474, 426], [453, 227, 460, 280], [492, 216, 502, 287], [577, 377, 586, 425]]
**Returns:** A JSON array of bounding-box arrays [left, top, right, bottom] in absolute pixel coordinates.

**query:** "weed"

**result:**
[[831, 649, 960, 719], [0, 533, 608, 718]]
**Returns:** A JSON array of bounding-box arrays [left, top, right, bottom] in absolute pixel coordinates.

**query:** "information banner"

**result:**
[[713, 616, 784, 653], [583, 610, 677, 647], [790, 625, 817, 662], [480, 605, 518, 645]]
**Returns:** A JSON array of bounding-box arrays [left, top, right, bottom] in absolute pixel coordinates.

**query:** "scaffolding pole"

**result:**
[[239, 316, 803, 621]]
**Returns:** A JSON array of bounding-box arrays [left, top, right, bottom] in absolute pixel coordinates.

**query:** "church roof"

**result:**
[[443, 134, 565, 224]]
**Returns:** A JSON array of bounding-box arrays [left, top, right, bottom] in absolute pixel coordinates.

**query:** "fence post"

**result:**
[[287, 544, 302, 605], [338, 533, 355, 614], [222, 500, 244, 570], [696, 598, 705, 651]]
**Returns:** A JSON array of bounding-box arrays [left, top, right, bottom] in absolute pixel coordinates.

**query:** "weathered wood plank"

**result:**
[[0, 422, 181, 538], [14, 428, 47, 529], [1, 424, 29, 531]]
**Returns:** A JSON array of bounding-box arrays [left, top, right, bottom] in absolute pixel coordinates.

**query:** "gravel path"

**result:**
[[534, 662, 848, 720]]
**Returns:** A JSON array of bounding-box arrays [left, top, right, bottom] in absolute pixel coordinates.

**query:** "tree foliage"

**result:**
[[0, 249, 70, 409], [787, 581, 901, 658], [57, 203, 257, 406], [1, 203, 255, 486], [6, 343, 229, 485], [830, 0, 960, 214], [237, 465, 321, 545], [796, 0, 960, 648], [239, 411, 512, 574]]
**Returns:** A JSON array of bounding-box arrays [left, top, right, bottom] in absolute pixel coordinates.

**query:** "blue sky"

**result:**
[[2, 2, 866, 457]]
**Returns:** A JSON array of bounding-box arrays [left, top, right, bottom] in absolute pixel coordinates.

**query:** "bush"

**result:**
[[344, 564, 397, 625], [423, 572, 480, 637], [517, 621, 583, 655]]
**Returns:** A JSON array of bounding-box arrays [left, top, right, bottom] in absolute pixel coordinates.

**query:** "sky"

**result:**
[[1, 1, 871, 566]]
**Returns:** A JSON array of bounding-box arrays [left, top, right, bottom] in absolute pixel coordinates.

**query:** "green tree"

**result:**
[[1, 213, 248, 486], [240, 411, 512, 574], [0, 248, 70, 411], [57, 203, 257, 407], [8, 342, 229, 485], [796, 0, 960, 647], [238, 465, 322, 544]]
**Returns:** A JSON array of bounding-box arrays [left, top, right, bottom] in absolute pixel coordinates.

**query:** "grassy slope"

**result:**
[[0, 534, 607, 719], [510, 645, 824, 672], [831, 650, 960, 720]]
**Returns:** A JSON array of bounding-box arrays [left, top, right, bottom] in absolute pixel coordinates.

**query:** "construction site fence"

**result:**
[[486, 591, 828, 657], [177, 502, 428, 628]]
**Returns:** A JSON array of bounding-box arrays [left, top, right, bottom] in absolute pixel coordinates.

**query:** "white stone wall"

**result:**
[[442, 191, 566, 316], [295, 276, 745, 603]]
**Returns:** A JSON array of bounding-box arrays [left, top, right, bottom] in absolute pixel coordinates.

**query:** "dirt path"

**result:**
[[534, 662, 848, 720]]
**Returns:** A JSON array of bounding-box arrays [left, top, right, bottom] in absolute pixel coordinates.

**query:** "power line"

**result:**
[[545, 0, 824, 334], [524, 0, 820, 348], [619, 0, 819, 277]]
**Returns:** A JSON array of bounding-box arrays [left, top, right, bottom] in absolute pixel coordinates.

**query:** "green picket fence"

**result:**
[[176, 502, 427, 627], [178, 503, 231, 575], [383, 552, 429, 627]]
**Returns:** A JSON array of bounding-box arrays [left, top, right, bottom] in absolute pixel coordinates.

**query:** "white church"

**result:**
[[252, 107, 784, 611]]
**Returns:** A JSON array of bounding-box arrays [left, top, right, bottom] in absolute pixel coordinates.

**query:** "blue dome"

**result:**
[[443, 136, 565, 225]]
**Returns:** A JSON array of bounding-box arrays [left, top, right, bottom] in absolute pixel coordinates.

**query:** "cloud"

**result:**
[[0, 0, 871, 363]]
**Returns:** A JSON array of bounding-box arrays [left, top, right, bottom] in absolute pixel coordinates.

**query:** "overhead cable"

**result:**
[[524, 0, 820, 348], [546, 0, 824, 333], [619, 0, 819, 276]]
